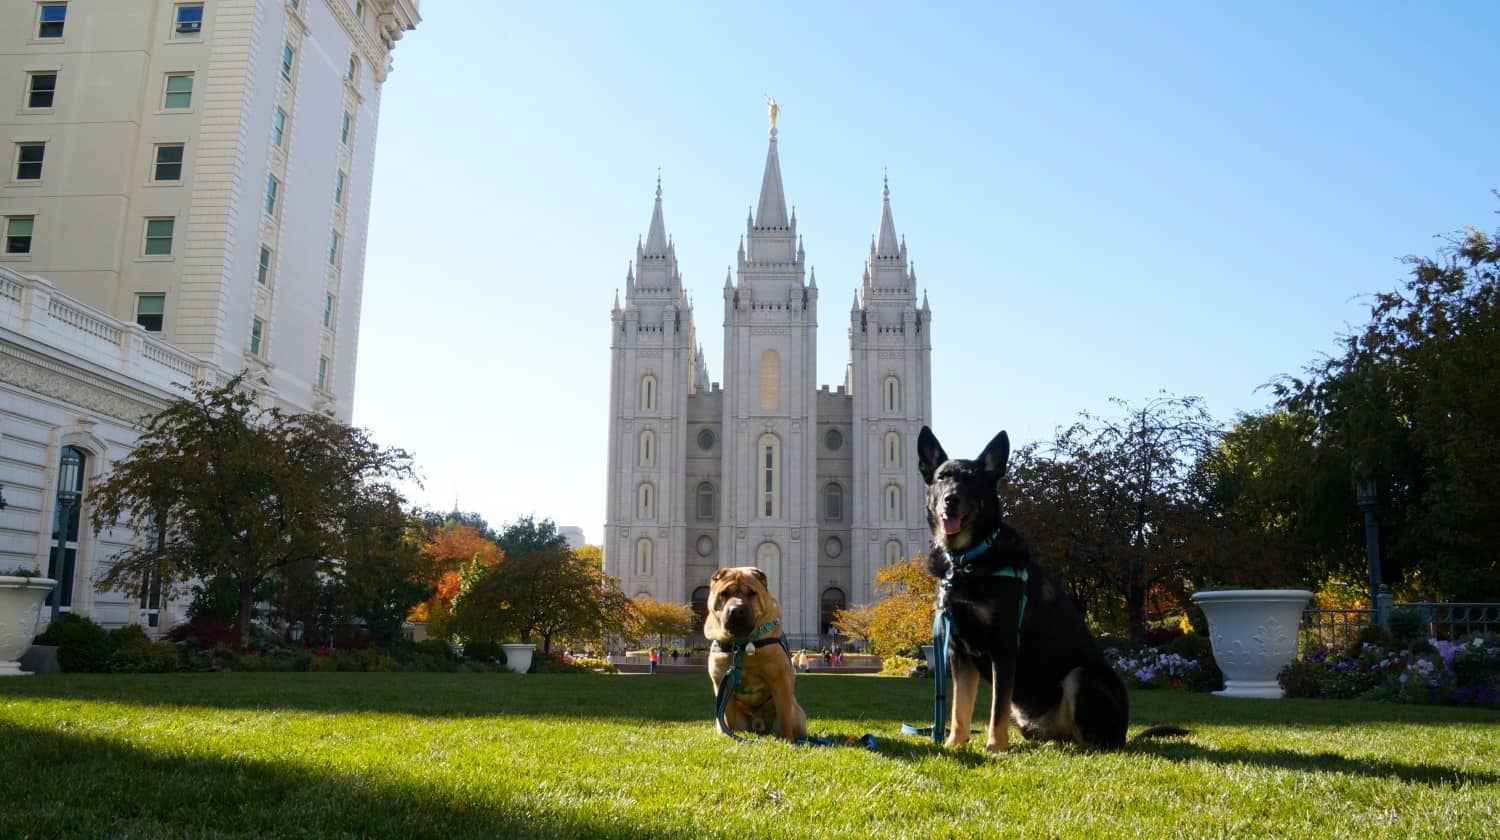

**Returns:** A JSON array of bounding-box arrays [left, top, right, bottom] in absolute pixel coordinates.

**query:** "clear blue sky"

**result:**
[[353, 2, 1499, 544]]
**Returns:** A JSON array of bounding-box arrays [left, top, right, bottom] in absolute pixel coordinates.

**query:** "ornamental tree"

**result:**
[[89, 375, 416, 646]]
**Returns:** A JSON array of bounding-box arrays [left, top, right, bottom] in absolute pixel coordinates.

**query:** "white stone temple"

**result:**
[[604, 122, 934, 643]]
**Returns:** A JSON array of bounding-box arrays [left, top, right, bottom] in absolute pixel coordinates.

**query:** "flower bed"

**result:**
[[1279, 633, 1498, 707]]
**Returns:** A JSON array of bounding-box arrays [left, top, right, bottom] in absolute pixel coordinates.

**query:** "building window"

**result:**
[[317, 355, 329, 391], [264, 175, 279, 216], [758, 349, 780, 411], [249, 317, 264, 356], [27, 72, 57, 108], [346, 55, 359, 82], [322, 293, 334, 328], [4, 216, 34, 254], [288, 0, 299, 10], [327, 231, 340, 266], [824, 536, 842, 558], [354, 0, 364, 20], [885, 431, 901, 468], [697, 428, 715, 450], [153, 143, 184, 181], [634, 538, 653, 578], [46, 446, 87, 613], [272, 108, 287, 147], [143, 218, 175, 256], [257, 245, 272, 284], [136, 293, 165, 331], [173, 3, 204, 37], [281, 44, 296, 81], [163, 73, 193, 109], [824, 483, 842, 521], [884, 375, 900, 413], [37, 3, 67, 39], [140, 515, 166, 628], [340, 111, 352, 145], [696, 535, 713, 557], [755, 541, 780, 595], [825, 428, 843, 451], [759, 433, 780, 518], [886, 484, 901, 520], [334, 170, 347, 206], [637, 482, 654, 520], [638, 429, 655, 468], [886, 540, 903, 566], [820, 588, 846, 636], [14, 143, 45, 180], [696, 482, 715, 520], [639, 374, 656, 412]]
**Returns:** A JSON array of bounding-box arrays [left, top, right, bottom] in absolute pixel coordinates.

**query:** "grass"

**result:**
[[1, 672, 1496, 839]]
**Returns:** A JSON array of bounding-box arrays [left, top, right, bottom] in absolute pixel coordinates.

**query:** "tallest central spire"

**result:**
[[754, 127, 789, 229]]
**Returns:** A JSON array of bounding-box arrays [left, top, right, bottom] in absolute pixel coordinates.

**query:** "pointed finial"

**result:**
[[656, 167, 662, 198], [883, 166, 889, 199]]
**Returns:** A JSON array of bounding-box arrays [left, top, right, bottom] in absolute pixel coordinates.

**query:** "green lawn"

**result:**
[[1, 672, 1496, 839]]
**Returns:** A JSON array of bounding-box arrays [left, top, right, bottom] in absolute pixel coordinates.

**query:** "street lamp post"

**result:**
[[48, 450, 83, 623], [1355, 477, 1387, 629]]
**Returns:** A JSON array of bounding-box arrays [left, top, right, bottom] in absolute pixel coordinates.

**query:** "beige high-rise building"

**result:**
[[1, 0, 419, 419], [0, 0, 417, 636]]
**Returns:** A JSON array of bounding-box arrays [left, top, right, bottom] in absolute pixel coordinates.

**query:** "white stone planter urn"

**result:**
[[0, 576, 57, 676], [501, 643, 536, 674], [1192, 589, 1313, 699]]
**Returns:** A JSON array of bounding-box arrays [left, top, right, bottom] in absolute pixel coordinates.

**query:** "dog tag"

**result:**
[[746, 643, 756, 656]]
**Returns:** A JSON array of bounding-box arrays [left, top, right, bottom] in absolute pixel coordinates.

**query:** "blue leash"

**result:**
[[902, 532, 1029, 745], [712, 621, 877, 750]]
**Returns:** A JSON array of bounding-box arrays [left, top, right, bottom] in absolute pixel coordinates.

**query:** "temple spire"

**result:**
[[643, 176, 669, 257], [754, 129, 789, 228], [876, 175, 900, 258]]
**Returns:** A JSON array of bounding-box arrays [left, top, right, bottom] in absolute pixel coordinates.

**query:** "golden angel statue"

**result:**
[[765, 95, 779, 129]]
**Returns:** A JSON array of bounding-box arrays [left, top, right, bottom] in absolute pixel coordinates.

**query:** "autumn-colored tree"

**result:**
[[410, 522, 503, 622], [630, 595, 698, 647], [864, 559, 936, 655], [828, 602, 875, 650], [88, 375, 415, 646], [448, 519, 632, 653]]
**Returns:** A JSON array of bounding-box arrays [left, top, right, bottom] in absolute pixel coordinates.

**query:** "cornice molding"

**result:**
[[0, 341, 166, 425]]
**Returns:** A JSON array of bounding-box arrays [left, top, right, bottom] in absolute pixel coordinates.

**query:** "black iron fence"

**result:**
[[1300, 602, 1500, 652]]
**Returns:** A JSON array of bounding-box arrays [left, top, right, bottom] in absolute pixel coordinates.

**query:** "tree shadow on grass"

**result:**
[[1129, 737, 1499, 787], [0, 722, 703, 839]]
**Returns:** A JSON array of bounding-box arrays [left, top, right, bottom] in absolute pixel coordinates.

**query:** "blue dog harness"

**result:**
[[711, 618, 876, 750], [902, 529, 1029, 744]]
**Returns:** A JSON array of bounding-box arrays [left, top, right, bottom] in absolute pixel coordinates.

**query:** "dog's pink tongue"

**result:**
[[942, 516, 962, 535]]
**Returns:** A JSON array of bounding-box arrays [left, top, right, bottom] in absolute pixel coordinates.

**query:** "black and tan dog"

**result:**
[[704, 566, 808, 741], [918, 426, 1183, 752]]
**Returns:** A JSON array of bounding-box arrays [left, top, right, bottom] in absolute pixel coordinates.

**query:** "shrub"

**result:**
[[167, 616, 241, 651], [880, 655, 921, 677], [1278, 660, 1324, 698], [33, 613, 112, 673], [413, 638, 457, 661], [567, 655, 618, 674], [461, 640, 505, 665], [107, 641, 183, 674], [107, 624, 152, 651]]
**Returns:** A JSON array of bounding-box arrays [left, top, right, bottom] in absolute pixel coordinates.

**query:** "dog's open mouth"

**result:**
[[942, 515, 963, 536]]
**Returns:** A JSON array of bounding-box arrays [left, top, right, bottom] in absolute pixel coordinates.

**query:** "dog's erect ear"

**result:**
[[917, 426, 947, 485], [979, 430, 1010, 479], [748, 568, 768, 587]]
